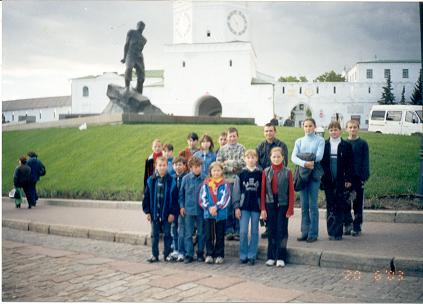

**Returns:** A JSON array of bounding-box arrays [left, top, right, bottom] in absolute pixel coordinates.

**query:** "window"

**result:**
[[371, 110, 385, 121], [405, 111, 419, 124], [39, 111, 42, 120], [316, 86, 319, 94], [182, 61, 186, 68], [54, 110, 56, 119], [366, 69, 373, 79], [299, 104, 304, 111], [333, 86, 336, 94], [207, 30, 211, 37], [12, 112, 14, 121], [351, 115, 361, 126], [384, 69, 391, 79], [229, 60, 232, 67], [403, 69, 409, 79], [386, 111, 402, 121], [82, 86, 89, 97], [368, 87, 371, 94], [299, 87, 302, 94], [282, 86, 285, 94]]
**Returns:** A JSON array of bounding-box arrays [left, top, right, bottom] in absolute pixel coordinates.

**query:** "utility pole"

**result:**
[[417, 3, 423, 203]]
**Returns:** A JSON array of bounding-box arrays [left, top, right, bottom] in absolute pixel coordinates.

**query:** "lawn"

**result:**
[[2, 124, 421, 201]]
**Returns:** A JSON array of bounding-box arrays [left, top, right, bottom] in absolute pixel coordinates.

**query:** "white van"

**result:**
[[368, 105, 422, 135]]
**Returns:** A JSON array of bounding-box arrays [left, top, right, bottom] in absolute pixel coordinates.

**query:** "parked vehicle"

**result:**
[[368, 105, 422, 135]]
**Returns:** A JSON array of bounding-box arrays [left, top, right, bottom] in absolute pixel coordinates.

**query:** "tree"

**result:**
[[400, 86, 406, 104], [299, 76, 308, 82], [314, 70, 345, 82], [410, 74, 422, 105], [278, 75, 308, 82], [305, 107, 312, 118], [379, 74, 395, 105]]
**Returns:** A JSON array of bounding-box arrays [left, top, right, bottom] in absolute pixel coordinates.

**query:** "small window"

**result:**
[[299, 104, 304, 111], [365, 119, 369, 125], [54, 110, 56, 119], [229, 60, 232, 67], [207, 30, 211, 37], [403, 69, 409, 79], [384, 69, 391, 79], [386, 111, 402, 121], [366, 69, 373, 79], [299, 87, 302, 94], [368, 87, 371, 94], [371, 110, 386, 121], [12, 113, 14, 121], [316, 86, 319, 94], [405, 111, 419, 124], [182, 61, 186, 68], [82, 86, 89, 97], [39, 111, 42, 119], [333, 86, 336, 94], [282, 86, 285, 94], [351, 115, 361, 126]]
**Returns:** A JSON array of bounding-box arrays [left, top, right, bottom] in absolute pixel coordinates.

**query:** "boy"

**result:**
[[216, 127, 246, 241], [344, 120, 370, 236], [215, 131, 227, 156], [169, 156, 188, 261], [142, 156, 179, 262], [179, 132, 199, 161], [179, 156, 206, 263], [143, 139, 163, 192], [163, 143, 176, 176], [320, 121, 353, 240]]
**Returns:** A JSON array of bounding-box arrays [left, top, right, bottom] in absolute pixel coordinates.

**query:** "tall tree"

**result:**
[[379, 74, 395, 105], [410, 74, 422, 105], [400, 86, 406, 104], [314, 70, 345, 82]]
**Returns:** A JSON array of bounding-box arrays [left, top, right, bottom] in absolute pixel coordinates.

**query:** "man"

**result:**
[[121, 21, 147, 94], [256, 123, 289, 238], [26, 151, 46, 207]]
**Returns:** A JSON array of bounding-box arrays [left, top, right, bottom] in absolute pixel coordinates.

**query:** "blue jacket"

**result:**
[[142, 172, 179, 222], [199, 178, 231, 221], [27, 157, 46, 183], [167, 157, 176, 177], [179, 172, 206, 216], [193, 150, 216, 177]]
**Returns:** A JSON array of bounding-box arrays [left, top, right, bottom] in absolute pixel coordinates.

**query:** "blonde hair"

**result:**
[[208, 161, 224, 177], [244, 149, 258, 159], [270, 147, 284, 157], [152, 138, 162, 146]]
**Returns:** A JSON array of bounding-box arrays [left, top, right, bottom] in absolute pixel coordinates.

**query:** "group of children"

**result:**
[[142, 119, 369, 267]]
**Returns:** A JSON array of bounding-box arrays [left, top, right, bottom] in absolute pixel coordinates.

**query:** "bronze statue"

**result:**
[[121, 21, 147, 94]]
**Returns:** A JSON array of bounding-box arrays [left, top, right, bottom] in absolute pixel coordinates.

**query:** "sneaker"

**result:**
[[170, 251, 179, 260], [328, 236, 335, 240], [147, 255, 159, 263], [344, 224, 352, 236], [276, 260, 285, 267], [164, 255, 172, 262], [248, 259, 256, 266], [240, 259, 248, 264], [184, 256, 193, 264], [306, 237, 317, 243], [205, 256, 214, 264], [334, 236, 342, 241], [215, 257, 224, 264], [197, 256, 205, 262], [351, 230, 361, 237], [176, 254, 185, 262], [297, 235, 308, 241], [266, 259, 275, 266], [226, 233, 235, 241], [261, 231, 268, 239]]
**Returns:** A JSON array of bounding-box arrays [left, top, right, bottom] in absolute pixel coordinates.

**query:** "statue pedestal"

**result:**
[[102, 84, 164, 115]]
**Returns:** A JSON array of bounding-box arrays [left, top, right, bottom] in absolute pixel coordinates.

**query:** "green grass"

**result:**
[[2, 124, 421, 201]]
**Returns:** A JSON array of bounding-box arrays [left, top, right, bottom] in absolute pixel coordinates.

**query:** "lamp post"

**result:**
[[417, 2, 423, 204]]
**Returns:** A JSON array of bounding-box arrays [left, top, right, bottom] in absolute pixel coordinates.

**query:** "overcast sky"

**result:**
[[2, 0, 421, 100]]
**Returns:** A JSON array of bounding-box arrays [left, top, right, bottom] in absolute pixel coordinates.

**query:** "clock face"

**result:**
[[176, 12, 191, 38], [227, 10, 247, 36]]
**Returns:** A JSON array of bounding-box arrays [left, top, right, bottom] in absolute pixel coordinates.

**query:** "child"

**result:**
[[142, 156, 179, 262], [170, 156, 188, 262], [143, 139, 163, 191], [321, 121, 353, 240], [13, 156, 32, 209], [200, 162, 231, 264], [193, 134, 216, 177], [163, 143, 176, 177], [260, 147, 294, 267], [179, 156, 206, 263], [234, 149, 262, 265], [344, 120, 370, 236], [215, 131, 227, 156], [179, 132, 199, 161]]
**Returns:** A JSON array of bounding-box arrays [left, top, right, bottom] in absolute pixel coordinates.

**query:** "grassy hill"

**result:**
[[2, 124, 421, 202]]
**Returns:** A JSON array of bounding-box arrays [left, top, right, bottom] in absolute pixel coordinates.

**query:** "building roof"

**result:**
[[73, 70, 164, 80], [2, 96, 71, 112], [356, 60, 421, 64]]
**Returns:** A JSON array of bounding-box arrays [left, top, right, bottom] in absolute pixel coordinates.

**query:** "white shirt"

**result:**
[[329, 137, 341, 155]]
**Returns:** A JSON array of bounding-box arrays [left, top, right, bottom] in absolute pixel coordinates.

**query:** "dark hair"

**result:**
[[264, 123, 276, 132], [227, 127, 238, 136], [187, 132, 199, 141], [199, 134, 214, 151], [188, 156, 203, 168], [328, 121, 342, 130], [346, 119, 360, 128], [303, 118, 316, 127], [27, 151, 37, 158], [19, 156, 27, 164], [163, 143, 174, 151], [173, 156, 187, 165]]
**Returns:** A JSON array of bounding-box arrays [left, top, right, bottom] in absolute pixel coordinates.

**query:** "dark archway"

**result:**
[[196, 95, 222, 116]]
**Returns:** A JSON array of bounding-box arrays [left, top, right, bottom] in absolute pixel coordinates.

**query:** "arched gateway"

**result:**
[[196, 95, 222, 116]]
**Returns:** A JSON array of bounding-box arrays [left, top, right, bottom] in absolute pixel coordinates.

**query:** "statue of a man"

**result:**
[[121, 21, 147, 94]]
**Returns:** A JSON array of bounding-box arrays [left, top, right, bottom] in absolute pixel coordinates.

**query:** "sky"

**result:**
[[2, 0, 421, 101]]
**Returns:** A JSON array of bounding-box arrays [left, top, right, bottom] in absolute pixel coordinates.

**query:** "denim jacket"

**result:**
[[179, 172, 206, 216]]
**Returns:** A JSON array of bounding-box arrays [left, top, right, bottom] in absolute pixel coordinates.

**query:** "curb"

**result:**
[[3, 218, 423, 277], [3, 197, 423, 224]]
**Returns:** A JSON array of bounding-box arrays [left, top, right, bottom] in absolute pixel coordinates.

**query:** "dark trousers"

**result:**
[[266, 201, 289, 262], [151, 219, 172, 258], [325, 186, 345, 238], [205, 219, 226, 258], [25, 182, 37, 207], [344, 177, 364, 232], [225, 183, 239, 235]]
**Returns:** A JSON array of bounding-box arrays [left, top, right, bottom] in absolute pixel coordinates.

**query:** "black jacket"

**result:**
[[14, 164, 31, 188], [256, 138, 288, 169], [321, 139, 353, 191]]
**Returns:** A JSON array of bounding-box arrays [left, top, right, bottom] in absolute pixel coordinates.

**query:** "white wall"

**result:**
[[347, 62, 421, 83], [3, 106, 71, 123]]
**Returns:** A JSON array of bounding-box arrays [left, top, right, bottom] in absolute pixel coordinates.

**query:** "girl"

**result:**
[[260, 147, 294, 267], [199, 162, 231, 264], [194, 134, 216, 177], [291, 118, 325, 243]]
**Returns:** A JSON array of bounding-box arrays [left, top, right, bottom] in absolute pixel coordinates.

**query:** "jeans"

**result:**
[[239, 210, 260, 260], [344, 177, 364, 232], [150, 219, 172, 258], [266, 203, 289, 261], [184, 214, 205, 258], [205, 219, 226, 258], [226, 183, 240, 235], [299, 179, 320, 239], [177, 215, 186, 255], [171, 217, 178, 252], [325, 186, 345, 238]]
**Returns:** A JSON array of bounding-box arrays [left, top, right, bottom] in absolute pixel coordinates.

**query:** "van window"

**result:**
[[405, 111, 419, 124], [386, 111, 402, 121], [371, 110, 385, 121]]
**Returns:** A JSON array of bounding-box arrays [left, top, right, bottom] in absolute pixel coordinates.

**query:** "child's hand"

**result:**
[[180, 208, 186, 217], [345, 182, 352, 189], [168, 214, 174, 223], [304, 161, 314, 169], [209, 206, 217, 216], [146, 214, 151, 222], [235, 208, 241, 220], [260, 210, 267, 220], [286, 212, 293, 218]]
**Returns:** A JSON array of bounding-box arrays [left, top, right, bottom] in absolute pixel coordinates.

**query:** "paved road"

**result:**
[[3, 228, 423, 303]]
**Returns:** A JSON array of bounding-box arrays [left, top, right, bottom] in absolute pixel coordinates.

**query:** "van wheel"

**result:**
[[375, 131, 382, 134]]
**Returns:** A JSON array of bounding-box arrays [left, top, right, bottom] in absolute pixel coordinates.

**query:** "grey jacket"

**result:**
[[293, 153, 323, 191]]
